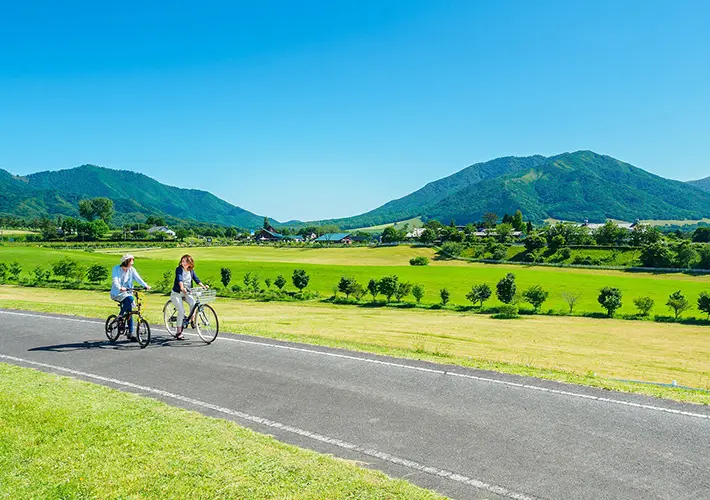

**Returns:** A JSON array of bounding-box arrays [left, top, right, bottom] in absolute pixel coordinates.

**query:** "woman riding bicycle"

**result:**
[[170, 254, 208, 340], [110, 253, 151, 341]]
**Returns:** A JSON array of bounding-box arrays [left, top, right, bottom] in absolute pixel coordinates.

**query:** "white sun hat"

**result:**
[[121, 253, 135, 265]]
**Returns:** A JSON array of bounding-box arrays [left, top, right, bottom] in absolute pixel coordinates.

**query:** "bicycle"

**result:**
[[162, 287, 219, 343], [105, 287, 151, 348]]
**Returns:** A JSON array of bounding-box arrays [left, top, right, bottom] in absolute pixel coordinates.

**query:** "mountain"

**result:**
[[325, 151, 710, 227], [309, 155, 548, 228], [0, 165, 270, 229], [688, 176, 710, 192]]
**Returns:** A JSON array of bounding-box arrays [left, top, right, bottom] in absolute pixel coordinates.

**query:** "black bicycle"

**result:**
[[105, 287, 151, 348], [162, 288, 219, 343]]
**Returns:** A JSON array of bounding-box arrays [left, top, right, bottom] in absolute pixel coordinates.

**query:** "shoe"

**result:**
[[126, 334, 137, 342]]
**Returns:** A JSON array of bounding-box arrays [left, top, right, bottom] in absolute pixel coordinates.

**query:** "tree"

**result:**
[[524, 233, 546, 252], [274, 275, 286, 290], [439, 288, 450, 306], [666, 290, 690, 319], [697, 292, 710, 319], [522, 285, 549, 312], [526, 221, 534, 234], [640, 243, 674, 268], [674, 242, 699, 269], [496, 273, 517, 304], [482, 212, 498, 228], [32, 265, 50, 284], [381, 226, 401, 243], [175, 228, 189, 241], [367, 278, 379, 301], [86, 264, 109, 283], [78, 199, 95, 221], [511, 210, 524, 231], [78, 197, 114, 223], [419, 228, 436, 244], [692, 227, 710, 243], [496, 223, 513, 242], [338, 277, 358, 299], [412, 284, 425, 304], [264, 277, 272, 289], [631, 224, 662, 246], [0, 262, 8, 281], [394, 282, 413, 302], [8, 262, 22, 281], [220, 268, 232, 288], [594, 221, 626, 246], [466, 283, 492, 308], [292, 269, 310, 291], [562, 291, 583, 314], [598, 287, 622, 317], [633, 297, 654, 317], [378, 275, 399, 302], [52, 258, 78, 282]]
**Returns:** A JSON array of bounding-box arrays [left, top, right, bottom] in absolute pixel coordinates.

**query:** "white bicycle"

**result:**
[[162, 288, 219, 344]]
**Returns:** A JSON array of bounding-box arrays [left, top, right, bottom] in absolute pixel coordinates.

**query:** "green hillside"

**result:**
[[1, 165, 270, 229], [688, 176, 710, 192]]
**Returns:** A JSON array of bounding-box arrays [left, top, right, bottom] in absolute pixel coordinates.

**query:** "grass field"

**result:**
[[0, 229, 38, 236], [3, 245, 710, 317], [0, 363, 440, 499], [2, 286, 709, 404], [640, 218, 710, 226], [354, 217, 423, 233]]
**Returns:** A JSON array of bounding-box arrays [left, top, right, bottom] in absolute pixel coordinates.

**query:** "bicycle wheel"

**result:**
[[163, 300, 179, 337], [195, 305, 219, 344], [136, 318, 151, 348], [105, 314, 120, 342]]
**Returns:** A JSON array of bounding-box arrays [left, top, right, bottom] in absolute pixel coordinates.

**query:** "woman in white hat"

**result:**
[[110, 254, 151, 341]]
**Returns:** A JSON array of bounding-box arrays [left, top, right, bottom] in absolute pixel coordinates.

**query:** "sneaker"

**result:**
[[126, 333, 137, 342]]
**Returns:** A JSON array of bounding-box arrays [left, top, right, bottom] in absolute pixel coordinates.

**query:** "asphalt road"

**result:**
[[1, 308, 709, 500]]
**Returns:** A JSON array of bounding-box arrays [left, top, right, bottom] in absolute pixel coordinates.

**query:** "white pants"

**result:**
[[170, 292, 196, 328]]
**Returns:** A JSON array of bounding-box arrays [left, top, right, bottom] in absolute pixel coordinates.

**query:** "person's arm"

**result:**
[[111, 266, 125, 292], [177, 267, 187, 294], [132, 268, 150, 290]]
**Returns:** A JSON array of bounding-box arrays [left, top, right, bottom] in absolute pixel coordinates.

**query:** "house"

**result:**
[[147, 226, 176, 237], [255, 228, 286, 241], [314, 233, 352, 244], [405, 228, 426, 239], [580, 219, 637, 231]]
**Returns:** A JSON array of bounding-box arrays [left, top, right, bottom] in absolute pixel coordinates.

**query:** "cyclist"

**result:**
[[110, 253, 151, 341], [170, 254, 208, 339]]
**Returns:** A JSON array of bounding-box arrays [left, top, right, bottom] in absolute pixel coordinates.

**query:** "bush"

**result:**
[[598, 287, 622, 317], [409, 256, 429, 266], [439, 288, 450, 306], [367, 278, 379, 301], [633, 296, 654, 317], [156, 271, 173, 293], [666, 290, 690, 320], [86, 264, 109, 283], [274, 275, 286, 290], [8, 262, 21, 281], [440, 242, 464, 258], [338, 277, 358, 299], [559, 247, 572, 260], [522, 285, 549, 312], [496, 273, 517, 304], [394, 282, 413, 302], [0, 262, 7, 282], [466, 283, 492, 308], [292, 269, 310, 291], [220, 267, 232, 288], [412, 284, 425, 304], [698, 291, 710, 319], [378, 275, 399, 302], [491, 246, 508, 261], [31, 265, 50, 284], [494, 305, 519, 319], [52, 258, 78, 282], [561, 291, 583, 314]]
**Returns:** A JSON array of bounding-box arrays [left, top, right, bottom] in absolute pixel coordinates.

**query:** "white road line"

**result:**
[[0, 353, 541, 500], [2, 309, 709, 420]]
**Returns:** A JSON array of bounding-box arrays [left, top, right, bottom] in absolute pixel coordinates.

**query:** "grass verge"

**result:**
[[0, 363, 442, 499], [1, 285, 709, 405]]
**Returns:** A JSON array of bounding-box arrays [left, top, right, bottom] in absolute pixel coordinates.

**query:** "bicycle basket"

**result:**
[[191, 288, 216, 303]]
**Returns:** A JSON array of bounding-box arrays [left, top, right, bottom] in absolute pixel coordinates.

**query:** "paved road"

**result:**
[[1, 309, 709, 499]]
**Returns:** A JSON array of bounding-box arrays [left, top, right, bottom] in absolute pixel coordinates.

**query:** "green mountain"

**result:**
[[688, 177, 710, 192], [1, 165, 269, 229], [309, 155, 547, 228], [326, 151, 710, 227]]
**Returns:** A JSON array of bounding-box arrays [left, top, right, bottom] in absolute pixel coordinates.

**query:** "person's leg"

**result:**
[[121, 296, 135, 335], [171, 293, 186, 334], [184, 294, 197, 325]]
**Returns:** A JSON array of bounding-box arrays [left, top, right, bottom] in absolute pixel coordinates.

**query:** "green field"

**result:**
[[0, 363, 440, 499], [0, 229, 38, 236], [354, 217, 423, 233], [3, 244, 710, 317], [2, 286, 709, 403]]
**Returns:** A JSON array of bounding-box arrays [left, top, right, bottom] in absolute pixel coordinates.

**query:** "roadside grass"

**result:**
[[0, 363, 442, 500], [3, 245, 710, 316], [2, 286, 708, 405]]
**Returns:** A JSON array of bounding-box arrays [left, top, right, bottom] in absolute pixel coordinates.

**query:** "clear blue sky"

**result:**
[[1, 0, 709, 221]]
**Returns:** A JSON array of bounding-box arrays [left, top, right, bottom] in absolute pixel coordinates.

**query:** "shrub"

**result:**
[[409, 256, 429, 266], [274, 275, 286, 290], [698, 291, 710, 319], [156, 270, 173, 293], [494, 304, 519, 319], [86, 264, 109, 283], [394, 282, 413, 302], [220, 267, 232, 288], [378, 275, 399, 302], [351, 283, 366, 301], [559, 247, 572, 260], [292, 269, 310, 291], [491, 246, 508, 261], [338, 277, 358, 299], [231, 284, 243, 293], [496, 273, 517, 304], [412, 284, 425, 304], [598, 287, 622, 317], [8, 262, 21, 281], [439, 288, 450, 306], [367, 278, 379, 301], [522, 285, 549, 312], [264, 278, 272, 289], [52, 258, 78, 282], [440, 242, 464, 258], [466, 283, 492, 308], [666, 290, 690, 320], [32, 265, 50, 284], [633, 296, 654, 317], [0, 262, 7, 281], [561, 291, 583, 314]]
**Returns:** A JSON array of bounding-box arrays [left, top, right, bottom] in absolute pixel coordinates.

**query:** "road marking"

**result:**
[[3, 309, 709, 420], [0, 353, 541, 500]]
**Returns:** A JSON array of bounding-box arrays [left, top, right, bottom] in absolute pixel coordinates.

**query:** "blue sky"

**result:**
[[1, 1, 709, 221]]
